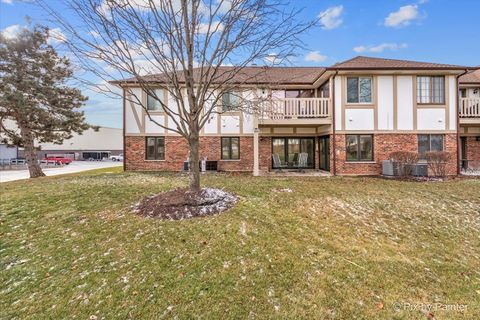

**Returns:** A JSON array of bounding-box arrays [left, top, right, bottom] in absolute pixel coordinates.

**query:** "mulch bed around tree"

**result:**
[[133, 188, 237, 220]]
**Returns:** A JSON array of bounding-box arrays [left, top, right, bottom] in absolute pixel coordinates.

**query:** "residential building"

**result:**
[[459, 68, 480, 170], [113, 56, 479, 175]]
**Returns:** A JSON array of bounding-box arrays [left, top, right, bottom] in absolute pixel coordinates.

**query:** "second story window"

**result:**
[[221, 91, 240, 112], [417, 76, 445, 104], [347, 77, 372, 103], [147, 89, 166, 111]]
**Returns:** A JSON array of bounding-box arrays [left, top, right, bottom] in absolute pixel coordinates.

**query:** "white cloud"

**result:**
[[319, 5, 344, 30], [264, 53, 278, 64], [353, 43, 408, 53], [2, 0, 13, 4], [1, 24, 24, 39], [47, 28, 67, 44], [384, 5, 419, 27], [198, 21, 225, 34], [1, 25, 67, 44], [305, 51, 327, 63]]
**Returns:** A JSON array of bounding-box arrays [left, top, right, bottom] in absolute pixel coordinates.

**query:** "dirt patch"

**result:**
[[133, 188, 237, 220]]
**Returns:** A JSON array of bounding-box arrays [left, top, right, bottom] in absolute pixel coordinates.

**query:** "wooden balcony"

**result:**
[[459, 98, 480, 124], [259, 98, 331, 125]]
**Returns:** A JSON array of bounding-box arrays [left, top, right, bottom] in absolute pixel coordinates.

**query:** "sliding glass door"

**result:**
[[319, 135, 330, 171], [272, 137, 315, 169]]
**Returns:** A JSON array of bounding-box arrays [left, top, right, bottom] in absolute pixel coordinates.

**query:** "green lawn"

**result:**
[[1, 168, 479, 319]]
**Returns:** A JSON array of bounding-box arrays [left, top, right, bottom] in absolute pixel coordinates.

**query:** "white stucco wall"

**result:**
[[167, 91, 182, 134], [125, 87, 142, 134], [145, 115, 165, 133], [334, 76, 342, 130], [377, 76, 394, 130], [220, 115, 240, 134], [448, 76, 457, 130], [345, 109, 374, 130], [396, 76, 414, 130], [417, 109, 445, 130]]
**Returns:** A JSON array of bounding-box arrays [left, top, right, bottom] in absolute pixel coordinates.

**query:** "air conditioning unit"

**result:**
[[411, 163, 428, 177], [382, 160, 400, 176], [183, 160, 218, 171]]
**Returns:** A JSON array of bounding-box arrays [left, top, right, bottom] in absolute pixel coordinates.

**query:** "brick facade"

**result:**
[[465, 136, 480, 169], [125, 136, 254, 171], [126, 133, 462, 176], [332, 133, 458, 175]]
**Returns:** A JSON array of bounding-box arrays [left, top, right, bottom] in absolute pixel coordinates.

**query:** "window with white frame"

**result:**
[[347, 77, 372, 103]]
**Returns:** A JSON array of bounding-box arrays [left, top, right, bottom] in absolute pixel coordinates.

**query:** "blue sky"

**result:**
[[1, 0, 479, 128]]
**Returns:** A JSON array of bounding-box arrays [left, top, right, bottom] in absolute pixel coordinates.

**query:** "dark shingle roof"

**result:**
[[329, 56, 468, 70]]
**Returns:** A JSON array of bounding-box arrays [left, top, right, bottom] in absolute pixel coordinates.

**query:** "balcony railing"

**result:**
[[459, 98, 480, 118], [261, 98, 331, 120]]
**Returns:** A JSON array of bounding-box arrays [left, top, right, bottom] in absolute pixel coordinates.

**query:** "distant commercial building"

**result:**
[[1, 119, 122, 161], [0, 144, 19, 161], [33, 127, 123, 160]]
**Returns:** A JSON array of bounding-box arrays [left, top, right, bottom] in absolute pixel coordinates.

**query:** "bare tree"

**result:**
[[38, 0, 315, 191]]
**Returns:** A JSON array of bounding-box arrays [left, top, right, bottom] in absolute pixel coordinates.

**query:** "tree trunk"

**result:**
[[188, 133, 201, 192], [19, 123, 45, 178]]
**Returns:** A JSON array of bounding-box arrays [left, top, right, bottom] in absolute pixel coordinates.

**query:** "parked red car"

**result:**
[[43, 156, 73, 165]]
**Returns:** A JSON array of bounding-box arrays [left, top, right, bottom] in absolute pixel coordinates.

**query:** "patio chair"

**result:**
[[272, 153, 288, 172], [295, 153, 308, 173]]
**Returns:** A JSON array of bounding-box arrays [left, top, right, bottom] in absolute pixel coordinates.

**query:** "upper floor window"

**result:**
[[418, 134, 443, 160], [146, 137, 165, 160], [147, 89, 166, 111], [417, 76, 445, 104], [221, 91, 240, 112], [347, 77, 372, 103]]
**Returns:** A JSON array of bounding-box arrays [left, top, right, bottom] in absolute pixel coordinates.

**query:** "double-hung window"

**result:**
[[221, 137, 240, 160], [346, 135, 373, 162], [221, 91, 240, 112], [147, 89, 166, 111], [418, 134, 443, 160], [347, 77, 372, 103], [146, 137, 165, 160], [417, 76, 445, 104]]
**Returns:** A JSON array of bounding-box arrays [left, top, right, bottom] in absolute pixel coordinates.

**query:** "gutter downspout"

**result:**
[[456, 69, 469, 175], [331, 70, 338, 176]]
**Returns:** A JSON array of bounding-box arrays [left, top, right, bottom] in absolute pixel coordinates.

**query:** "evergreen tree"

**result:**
[[0, 26, 90, 178]]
